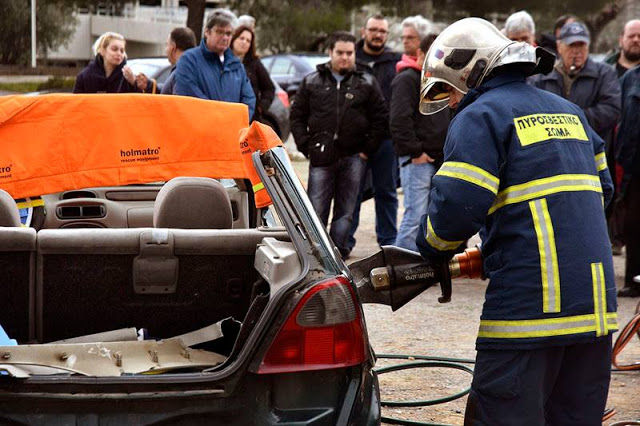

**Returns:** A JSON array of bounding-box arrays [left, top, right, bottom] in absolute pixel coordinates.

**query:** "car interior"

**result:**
[[0, 175, 303, 375]]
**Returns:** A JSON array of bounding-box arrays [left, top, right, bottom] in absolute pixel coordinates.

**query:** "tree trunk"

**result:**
[[185, 0, 206, 44], [585, 0, 625, 47]]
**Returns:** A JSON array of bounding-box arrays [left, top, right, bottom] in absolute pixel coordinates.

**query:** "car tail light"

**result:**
[[257, 276, 366, 374], [277, 90, 290, 108]]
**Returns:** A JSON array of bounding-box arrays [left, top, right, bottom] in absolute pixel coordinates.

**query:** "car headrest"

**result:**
[[0, 190, 21, 227], [153, 177, 233, 229]]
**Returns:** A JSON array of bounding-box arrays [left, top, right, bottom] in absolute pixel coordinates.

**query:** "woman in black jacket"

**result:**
[[231, 25, 275, 122], [73, 32, 140, 94]]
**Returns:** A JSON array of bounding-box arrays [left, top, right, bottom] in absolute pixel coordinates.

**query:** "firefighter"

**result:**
[[417, 18, 617, 425]]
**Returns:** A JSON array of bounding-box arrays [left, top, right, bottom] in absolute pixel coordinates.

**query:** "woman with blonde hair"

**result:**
[[73, 32, 140, 93]]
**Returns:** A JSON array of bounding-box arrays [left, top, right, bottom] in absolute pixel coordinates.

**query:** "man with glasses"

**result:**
[[395, 15, 431, 72], [174, 8, 255, 120], [347, 14, 401, 257]]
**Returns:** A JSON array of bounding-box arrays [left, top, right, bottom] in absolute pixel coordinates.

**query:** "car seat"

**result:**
[[153, 177, 233, 229], [0, 189, 21, 227]]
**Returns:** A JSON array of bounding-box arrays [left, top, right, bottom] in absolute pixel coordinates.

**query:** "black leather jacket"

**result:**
[[290, 62, 388, 159], [390, 67, 450, 161]]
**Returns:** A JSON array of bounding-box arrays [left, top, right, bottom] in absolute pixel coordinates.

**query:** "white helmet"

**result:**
[[420, 17, 549, 115]]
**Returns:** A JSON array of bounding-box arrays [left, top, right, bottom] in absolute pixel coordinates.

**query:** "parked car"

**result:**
[[260, 53, 328, 98], [0, 94, 379, 424], [126, 58, 290, 141]]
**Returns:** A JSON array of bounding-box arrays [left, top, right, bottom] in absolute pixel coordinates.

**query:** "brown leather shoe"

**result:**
[[617, 286, 640, 297]]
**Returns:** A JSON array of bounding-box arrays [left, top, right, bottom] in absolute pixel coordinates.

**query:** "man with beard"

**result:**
[[347, 14, 401, 257], [615, 23, 640, 297], [605, 20, 640, 257], [290, 31, 388, 258], [606, 19, 640, 78]]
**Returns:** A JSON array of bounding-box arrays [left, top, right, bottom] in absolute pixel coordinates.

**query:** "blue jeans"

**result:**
[[308, 154, 367, 255], [348, 139, 398, 250], [395, 157, 437, 252]]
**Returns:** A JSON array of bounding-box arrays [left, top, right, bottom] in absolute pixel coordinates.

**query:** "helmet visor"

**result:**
[[419, 80, 451, 115]]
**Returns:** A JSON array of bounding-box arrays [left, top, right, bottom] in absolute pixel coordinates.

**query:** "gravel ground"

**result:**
[[290, 149, 640, 426]]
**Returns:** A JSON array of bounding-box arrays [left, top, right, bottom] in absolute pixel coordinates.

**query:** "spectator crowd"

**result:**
[[72, 9, 640, 299]]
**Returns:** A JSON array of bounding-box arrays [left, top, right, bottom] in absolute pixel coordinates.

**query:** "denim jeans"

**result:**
[[395, 156, 437, 252], [307, 154, 367, 255], [348, 139, 398, 250]]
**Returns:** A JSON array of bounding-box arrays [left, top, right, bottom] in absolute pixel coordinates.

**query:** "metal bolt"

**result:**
[[150, 350, 159, 363], [60, 352, 68, 361], [114, 352, 123, 367], [2, 352, 10, 360]]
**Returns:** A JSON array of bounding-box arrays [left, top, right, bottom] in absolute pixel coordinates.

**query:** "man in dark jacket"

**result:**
[[136, 27, 197, 94], [529, 22, 621, 146], [604, 19, 640, 78], [174, 9, 255, 119], [390, 35, 450, 251], [290, 31, 388, 257], [347, 14, 401, 255], [616, 65, 640, 297]]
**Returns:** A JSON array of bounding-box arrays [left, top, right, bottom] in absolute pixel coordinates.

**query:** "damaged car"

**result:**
[[0, 93, 381, 425]]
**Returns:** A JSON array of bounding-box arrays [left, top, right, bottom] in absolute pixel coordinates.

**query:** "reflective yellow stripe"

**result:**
[[252, 182, 265, 192], [15, 199, 45, 209], [529, 199, 560, 313], [594, 152, 608, 172], [436, 161, 500, 195], [478, 312, 618, 338], [591, 262, 608, 337], [489, 174, 602, 214], [425, 216, 464, 252]]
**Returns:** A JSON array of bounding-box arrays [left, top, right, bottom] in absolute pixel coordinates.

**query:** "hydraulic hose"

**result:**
[[612, 300, 640, 371], [374, 353, 474, 426], [375, 348, 638, 426]]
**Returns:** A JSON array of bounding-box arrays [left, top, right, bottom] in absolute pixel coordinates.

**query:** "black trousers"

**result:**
[[623, 177, 640, 288], [464, 336, 612, 426]]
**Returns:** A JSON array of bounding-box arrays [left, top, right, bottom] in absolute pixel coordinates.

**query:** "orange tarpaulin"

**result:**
[[0, 94, 250, 199], [239, 121, 284, 208]]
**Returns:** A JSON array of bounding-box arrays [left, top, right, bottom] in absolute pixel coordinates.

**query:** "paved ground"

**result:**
[[289, 148, 640, 426]]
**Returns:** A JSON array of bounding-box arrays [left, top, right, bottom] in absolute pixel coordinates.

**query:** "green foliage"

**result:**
[[0, 0, 77, 65], [258, 4, 351, 52], [0, 82, 41, 93], [0, 77, 75, 93], [429, 0, 614, 33], [38, 76, 76, 91], [231, 0, 369, 53]]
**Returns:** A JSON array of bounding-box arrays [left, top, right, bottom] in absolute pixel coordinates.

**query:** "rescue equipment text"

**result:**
[[514, 114, 588, 146]]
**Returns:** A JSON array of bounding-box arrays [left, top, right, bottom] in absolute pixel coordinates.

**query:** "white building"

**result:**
[[47, 1, 220, 63]]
